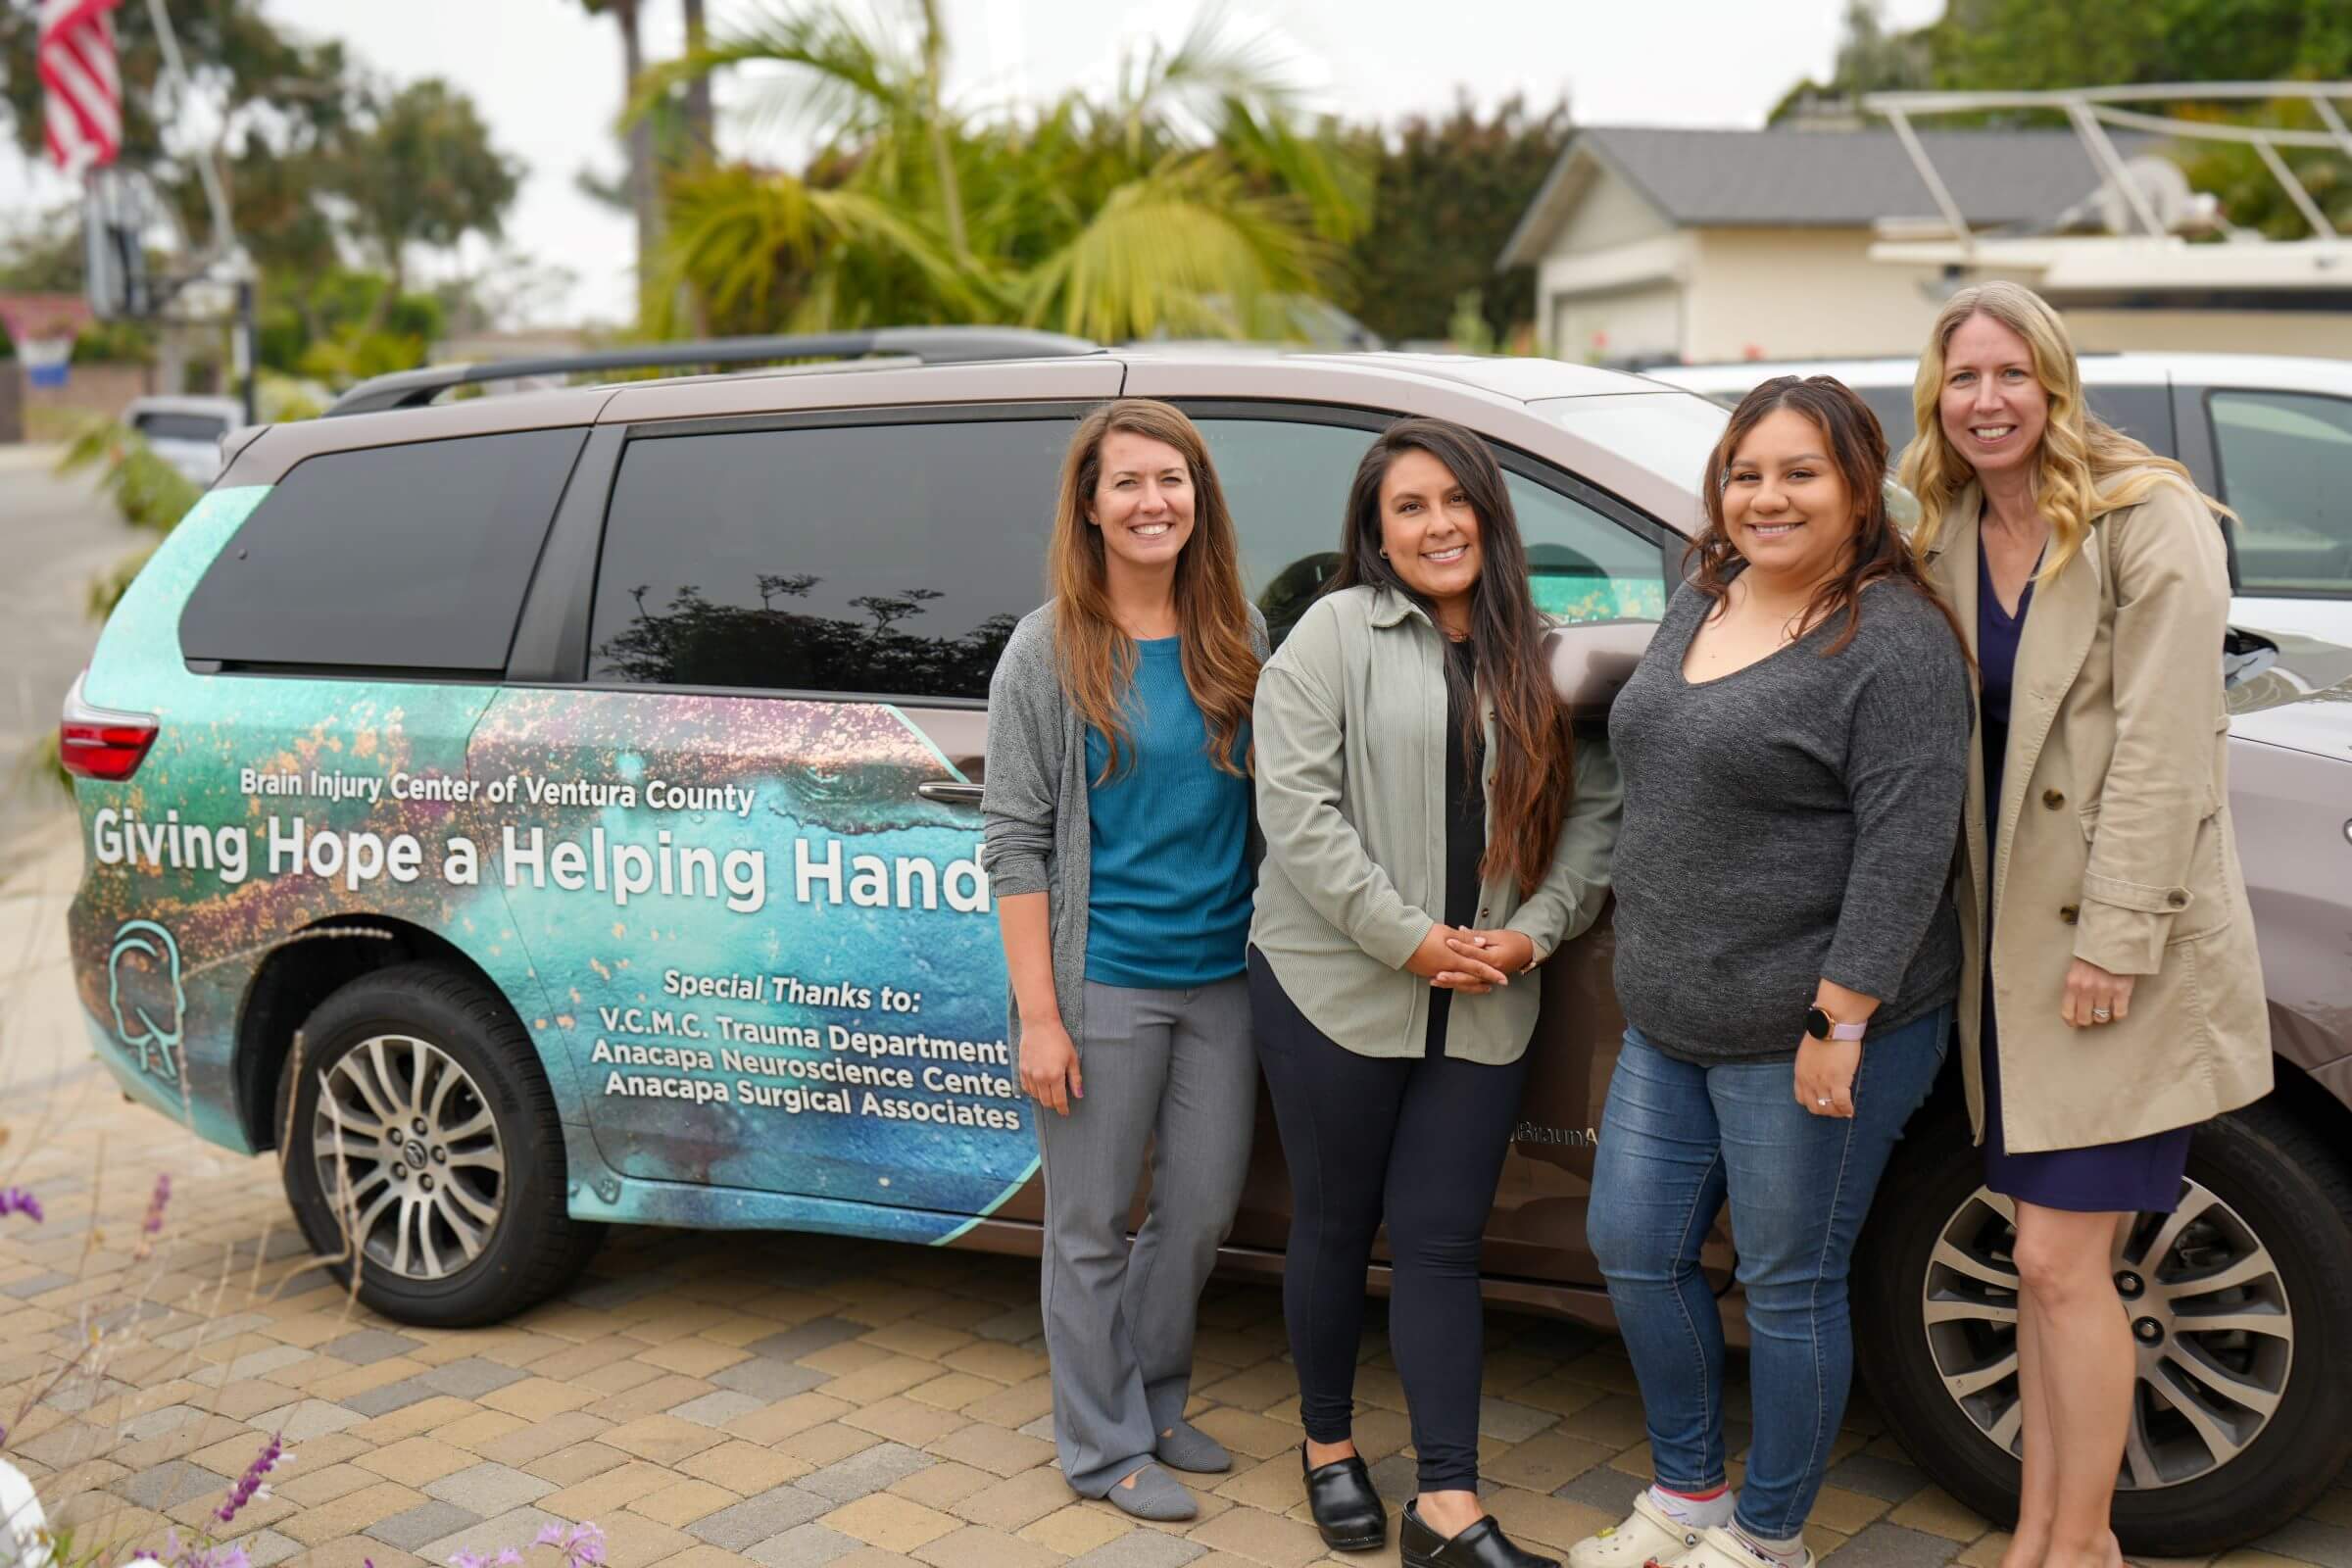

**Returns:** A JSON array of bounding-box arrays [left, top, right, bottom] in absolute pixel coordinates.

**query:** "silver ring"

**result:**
[[2091, 1007, 2113, 1022], [1816, 1098, 1831, 1107]]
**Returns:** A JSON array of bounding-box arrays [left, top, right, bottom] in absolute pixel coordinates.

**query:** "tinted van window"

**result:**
[[590, 418, 1071, 699], [2211, 389, 2352, 595], [180, 428, 586, 673], [133, 411, 230, 443], [1197, 416, 1666, 647]]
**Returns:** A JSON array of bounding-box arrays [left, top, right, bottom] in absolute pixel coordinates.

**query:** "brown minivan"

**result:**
[[65, 333, 2352, 1554]]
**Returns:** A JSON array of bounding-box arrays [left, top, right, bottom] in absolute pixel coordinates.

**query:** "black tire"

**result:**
[[276, 962, 602, 1327], [1853, 1095, 2352, 1557]]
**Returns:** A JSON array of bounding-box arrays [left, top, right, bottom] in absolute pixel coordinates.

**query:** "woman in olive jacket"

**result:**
[[1903, 282, 2271, 1568], [1250, 416, 1621, 1568]]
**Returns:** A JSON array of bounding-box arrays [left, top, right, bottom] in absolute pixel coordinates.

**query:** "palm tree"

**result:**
[[632, 0, 1368, 343]]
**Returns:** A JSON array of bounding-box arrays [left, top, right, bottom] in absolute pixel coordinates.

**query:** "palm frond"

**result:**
[[1018, 153, 1330, 344]]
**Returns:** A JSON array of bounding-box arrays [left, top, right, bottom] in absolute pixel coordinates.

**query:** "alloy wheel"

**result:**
[[1921, 1181, 2293, 1489], [311, 1034, 506, 1281]]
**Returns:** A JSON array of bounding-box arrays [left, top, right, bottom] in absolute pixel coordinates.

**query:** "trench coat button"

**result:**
[[2042, 788, 2065, 808], [2167, 890, 2188, 908], [1478, 907, 1491, 921], [2059, 904, 2080, 924]]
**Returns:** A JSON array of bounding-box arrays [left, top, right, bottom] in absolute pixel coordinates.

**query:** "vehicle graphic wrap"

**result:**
[[68, 485, 1035, 1246]]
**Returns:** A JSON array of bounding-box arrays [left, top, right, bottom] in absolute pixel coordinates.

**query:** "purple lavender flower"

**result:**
[[143, 1173, 172, 1235], [164, 1530, 253, 1568], [0, 1187, 40, 1223], [215, 1432, 285, 1526]]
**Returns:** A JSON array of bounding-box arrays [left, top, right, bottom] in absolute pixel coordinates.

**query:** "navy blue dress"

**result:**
[[1978, 546, 2190, 1214]]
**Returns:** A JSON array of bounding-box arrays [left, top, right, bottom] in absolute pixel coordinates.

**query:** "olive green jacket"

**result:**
[[1250, 585, 1622, 1062]]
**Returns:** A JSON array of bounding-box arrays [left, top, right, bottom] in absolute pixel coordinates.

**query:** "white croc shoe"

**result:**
[[1566, 1491, 1705, 1568], [1676, 1527, 1818, 1568]]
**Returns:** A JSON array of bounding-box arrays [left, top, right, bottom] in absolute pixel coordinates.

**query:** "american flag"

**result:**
[[38, 0, 123, 177]]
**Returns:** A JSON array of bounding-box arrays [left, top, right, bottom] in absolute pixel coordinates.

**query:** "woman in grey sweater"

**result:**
[[1570, 378, 1971, 1568], [979, 399, 1267, 1523]]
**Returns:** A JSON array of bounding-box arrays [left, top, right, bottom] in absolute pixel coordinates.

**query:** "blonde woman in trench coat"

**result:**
[[1902, 282, 2271, 1568]]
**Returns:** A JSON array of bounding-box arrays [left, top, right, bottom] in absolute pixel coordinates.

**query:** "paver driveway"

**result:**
[[1, 821, 2346, 1568]]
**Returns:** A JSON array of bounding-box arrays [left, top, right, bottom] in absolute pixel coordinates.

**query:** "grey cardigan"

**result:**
[[1250, 585, 1622, 1063], [978, 603, 1271, 1052]]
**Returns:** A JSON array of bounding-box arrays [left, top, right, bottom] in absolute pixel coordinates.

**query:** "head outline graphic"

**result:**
[[108, 918, 186, 1082]]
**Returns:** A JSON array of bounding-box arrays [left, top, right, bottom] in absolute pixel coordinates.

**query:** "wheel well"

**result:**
[[232, 915, 514, 1151]]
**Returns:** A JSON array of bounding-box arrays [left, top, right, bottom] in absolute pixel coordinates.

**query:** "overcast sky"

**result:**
[[4, 0, 1945, 326]]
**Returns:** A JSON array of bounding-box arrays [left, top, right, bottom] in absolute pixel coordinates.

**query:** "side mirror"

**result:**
[[1545, 619, 1657, 720]]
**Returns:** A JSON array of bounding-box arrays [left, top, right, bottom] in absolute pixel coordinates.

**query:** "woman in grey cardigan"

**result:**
[[979, 399, 1268, 1522], [1251, 417, 1621, 1568]]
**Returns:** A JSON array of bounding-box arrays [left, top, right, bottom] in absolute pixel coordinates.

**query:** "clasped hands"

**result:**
[[1408, 923, 1536, 995]]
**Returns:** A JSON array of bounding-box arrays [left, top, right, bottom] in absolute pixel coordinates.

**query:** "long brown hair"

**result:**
[[1898, 280, 2224, 579], [1690, 375, 1968, 662], [1049, 398, 1259, 781], [1329, 417, 1573, 898]]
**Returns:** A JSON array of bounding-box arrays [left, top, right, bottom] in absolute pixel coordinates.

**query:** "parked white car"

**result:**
[[1647, 354, 2352, 646], [122, 394, 243, 487]]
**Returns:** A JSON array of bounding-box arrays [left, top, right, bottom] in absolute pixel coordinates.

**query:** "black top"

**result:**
[[1426, 635, 1489, 1056], [1978, 544, 2036, 853], [1607, 576, 1973, 1062]]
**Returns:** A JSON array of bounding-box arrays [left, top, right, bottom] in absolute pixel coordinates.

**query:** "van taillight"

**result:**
[[59, 671, 158, 782]]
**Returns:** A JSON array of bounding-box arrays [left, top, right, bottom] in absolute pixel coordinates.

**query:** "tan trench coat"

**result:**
[[1925, 476, 2271, 1154]]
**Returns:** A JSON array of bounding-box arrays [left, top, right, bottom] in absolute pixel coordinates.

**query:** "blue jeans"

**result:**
[[1588, 1006, 1950, 1539]]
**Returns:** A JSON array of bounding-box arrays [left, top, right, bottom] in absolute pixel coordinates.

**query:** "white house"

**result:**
[[1497, 125, 2352, 366]]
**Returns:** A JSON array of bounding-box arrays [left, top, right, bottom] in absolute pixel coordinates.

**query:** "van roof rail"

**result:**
[[324, 326, 1103, 416]]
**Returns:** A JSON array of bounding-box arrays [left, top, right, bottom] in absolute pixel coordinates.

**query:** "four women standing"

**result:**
[[987, 286, 2274, 1563]]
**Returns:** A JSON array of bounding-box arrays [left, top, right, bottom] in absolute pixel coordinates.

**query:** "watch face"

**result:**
[[1804, 1005, 1832, 1040]]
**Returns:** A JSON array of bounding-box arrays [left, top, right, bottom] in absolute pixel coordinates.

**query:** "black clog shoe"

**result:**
[[1301, 1445, 1386, 1552], [1400, 1499, 1561, 1568]]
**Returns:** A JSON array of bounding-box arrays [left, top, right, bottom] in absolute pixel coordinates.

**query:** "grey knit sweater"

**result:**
[[978, 603, 1269, 1052], [1607, 576, 1972, 1062]]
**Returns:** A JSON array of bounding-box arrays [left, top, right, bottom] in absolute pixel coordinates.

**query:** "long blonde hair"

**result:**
[[1049, 398, 1259, 782], [1899, 281, 2221, 576]]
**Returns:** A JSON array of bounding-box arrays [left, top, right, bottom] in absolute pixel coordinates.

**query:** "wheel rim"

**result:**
[[1922, 1180, 2293, 1490], [311, 1034, 506, 1282]]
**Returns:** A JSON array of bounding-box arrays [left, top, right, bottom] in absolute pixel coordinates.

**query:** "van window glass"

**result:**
[[133, 411, 229, 443], [1196, 416, 1667, 648], [2210, 390, 2352, 595], [179, 427, 586, 673], [590, 418, 1071, 698]]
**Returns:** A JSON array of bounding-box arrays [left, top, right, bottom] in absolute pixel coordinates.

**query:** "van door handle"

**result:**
[[915, 780, 985, 808]]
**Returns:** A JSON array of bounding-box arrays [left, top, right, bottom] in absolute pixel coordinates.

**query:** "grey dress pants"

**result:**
[[1035, 976, 1256, 1495]]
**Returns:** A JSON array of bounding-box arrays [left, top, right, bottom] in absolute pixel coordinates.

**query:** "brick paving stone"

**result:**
[[538, 1459, 680, 1519], [366, 1497, 484, 1550], [669, 1389, 770, 1428], [1487, 1431, 1619, 1493], [724, 1393, 858, 1446], [429, 1407, 532, 1450], [747, 1318, 869, 1361], [822, 1492, 961, 1552], [638, 1337, 752, 1379], [1550, 1466, 1644, 1513], [1825, 1523, 1966, 1568], [711, 1356, 830, 1402], [276, 1479, 431, 1545], [778, 1421, 885, 1468], [1020, 1503, 1135, 1557], [1478, 1396, 1561, 1444], [1809, 1486, 1897, 1536], [687, 1484, 835, 1549], [418, 1504, 572, 1564], [588, 1372, 718, 1423], [275, 1459, 379, 1507], [906, 1370, 999, 1410], [1063, 1531, 1210, 1567], [628, 1476, 741, 1527], [1887, 1487, 1992, 1543], [424, 1460, 559, 1515], [479, 1374, 604, 1420], [603, 1412, 729, 1466], [356, 1435, 478, 1489], [321, 1328, 426, 1364], [915, 1523, 1068, 1568], [1828, 1453, 1936, 1503], [118, 1457, 234, 1511], [952, 1465, 1079, 1531], [353, 1395, 484, 1443], [2255, 1522, 2352, 1568], [928, 1422, 1056, 1477], [116, 1402, 208, 1442], [420, 1355, 530, 1399], [521, 1441, 632, 1487], [747, 1522, 862, 1567], [237, 1526, 300, 1565], [798, 1441, 934, 1504], [476, 1410, 615, 1467], [1484, 1488, 1617, 1551], [1187, 1505, 1330, 1568], [843, 1395, 968, 1447], [341, 1373, 445, 1418]]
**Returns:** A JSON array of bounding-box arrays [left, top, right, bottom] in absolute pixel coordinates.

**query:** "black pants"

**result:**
[[1249, 949, 1531, 1493]]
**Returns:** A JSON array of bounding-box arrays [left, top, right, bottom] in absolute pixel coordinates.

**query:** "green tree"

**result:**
[[1344, 92, 1571, 346], [332, 79, 522, 326], [635, 0, 1367, 344]]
